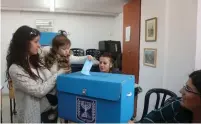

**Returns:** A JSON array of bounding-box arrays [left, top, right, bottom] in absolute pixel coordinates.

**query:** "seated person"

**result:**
[[99, 53, 142, 97], [140, 70, 201, 123], [99, 52, 121, 73]]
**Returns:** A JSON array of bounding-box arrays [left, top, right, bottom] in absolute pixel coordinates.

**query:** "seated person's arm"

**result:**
[[140, 100, 181, 123]]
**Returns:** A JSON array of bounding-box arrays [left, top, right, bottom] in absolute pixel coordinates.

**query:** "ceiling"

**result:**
[[1, 0, 127, 16]]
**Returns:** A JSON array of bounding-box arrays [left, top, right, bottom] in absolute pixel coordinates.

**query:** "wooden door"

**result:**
[[122, 0, 141, 117]]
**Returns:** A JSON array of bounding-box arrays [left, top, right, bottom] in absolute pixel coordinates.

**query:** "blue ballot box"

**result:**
[[57, 71, 135, 123]]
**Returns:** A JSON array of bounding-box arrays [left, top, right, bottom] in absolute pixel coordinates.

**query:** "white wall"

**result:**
[[195, 0, 201, 70], [113, 13, 123, 50], [137, 0, 167, 118], [162, 0, 197, 94], [137, 0, 197, 119], [1, 11, 117, 93], [0, 8, 1, 90]]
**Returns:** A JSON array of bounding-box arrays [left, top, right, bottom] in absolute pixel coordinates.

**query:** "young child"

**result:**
[[44, 30, 72, 74], [42, 30, 98, 74], [40, 30, 98, 122]]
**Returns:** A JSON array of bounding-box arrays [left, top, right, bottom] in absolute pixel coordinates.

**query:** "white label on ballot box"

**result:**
[[81, 59, 93, 75]]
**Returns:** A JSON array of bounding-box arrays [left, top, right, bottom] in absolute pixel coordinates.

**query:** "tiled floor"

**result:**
[[1, 95, 136, 123]]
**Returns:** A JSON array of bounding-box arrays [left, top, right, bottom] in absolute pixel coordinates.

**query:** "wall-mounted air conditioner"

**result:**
[[36, 19, 53, 32]]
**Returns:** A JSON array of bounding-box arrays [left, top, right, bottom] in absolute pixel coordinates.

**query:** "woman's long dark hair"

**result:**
[[6, 25, 41, 81], [189, 70, 201, 94]]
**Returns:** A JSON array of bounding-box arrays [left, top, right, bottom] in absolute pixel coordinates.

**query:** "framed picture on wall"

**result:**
[[143, 48, 157, 67], [145, 17, 157, 41]]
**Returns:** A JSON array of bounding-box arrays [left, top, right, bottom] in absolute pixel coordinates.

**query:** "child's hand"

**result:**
[[87, 55, 94, 61], [87, 55, 99, 65]]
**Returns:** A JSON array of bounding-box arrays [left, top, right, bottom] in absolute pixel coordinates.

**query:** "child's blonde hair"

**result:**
[[44, 30, 71, 72], [52, 30, 71, 52]]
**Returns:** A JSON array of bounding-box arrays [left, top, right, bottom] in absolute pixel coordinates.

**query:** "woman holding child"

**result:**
[[6, 26, 96, 123]]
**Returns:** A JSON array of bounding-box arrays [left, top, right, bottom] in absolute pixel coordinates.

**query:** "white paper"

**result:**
[[81, 59, 93, 75], [125, 26, 131, 42]]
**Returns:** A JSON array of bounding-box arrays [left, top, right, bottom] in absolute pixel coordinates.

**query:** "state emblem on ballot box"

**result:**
[[76, 97, 96, 123]]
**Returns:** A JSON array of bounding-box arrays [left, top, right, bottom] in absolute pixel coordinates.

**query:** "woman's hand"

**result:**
[[58, 68, 71, 74]]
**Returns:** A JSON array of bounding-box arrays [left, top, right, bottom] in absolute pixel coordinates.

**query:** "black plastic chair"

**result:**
[[70, 48, 84, 56], [113, 53, 122, 71], [139, 88, 177, 121], [86, 49, 101, 60]]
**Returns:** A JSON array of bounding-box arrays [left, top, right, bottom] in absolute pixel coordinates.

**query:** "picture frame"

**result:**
[[145, 17, 157, 41], [143, 48, 157, 67]]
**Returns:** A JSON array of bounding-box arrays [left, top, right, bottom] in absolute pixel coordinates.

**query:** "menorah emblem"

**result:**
[[81, 101, 92, 118]]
